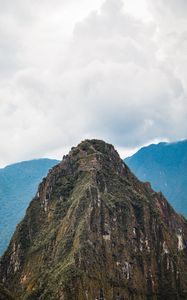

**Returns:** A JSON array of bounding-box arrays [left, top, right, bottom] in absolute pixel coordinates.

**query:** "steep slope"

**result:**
[[0, 159, 59, 255], [0, 140, 187, 300], [125, 140, 187, 217]]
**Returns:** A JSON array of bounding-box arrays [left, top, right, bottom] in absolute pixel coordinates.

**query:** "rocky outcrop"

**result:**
[[0, 139, 187, 300]]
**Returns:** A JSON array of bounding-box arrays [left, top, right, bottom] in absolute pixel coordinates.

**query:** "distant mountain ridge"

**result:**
[[0, 158, 59, 255], [125, 139, 187, 217]]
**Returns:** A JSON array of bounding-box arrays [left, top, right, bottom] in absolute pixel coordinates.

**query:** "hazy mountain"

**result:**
[[1, 140, 187, 300], [0, 159, 59, 255], [125, 140, 187, 217]]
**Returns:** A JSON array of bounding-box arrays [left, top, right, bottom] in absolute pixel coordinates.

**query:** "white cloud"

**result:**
[[0, 0, 186, 166]]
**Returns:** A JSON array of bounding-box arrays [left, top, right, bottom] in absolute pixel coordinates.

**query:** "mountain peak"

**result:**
[[67, 139, 120, 164], [75, 139, 114, 152], [58, 139, 126, 179], [1, 140, 187, 300]]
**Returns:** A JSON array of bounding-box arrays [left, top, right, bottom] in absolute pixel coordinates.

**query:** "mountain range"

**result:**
[[125, 140, 187, 217], [0, 159, 59, 255], [0, 139, 187, 300]]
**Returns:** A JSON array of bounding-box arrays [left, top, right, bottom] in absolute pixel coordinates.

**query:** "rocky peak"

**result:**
[[60, 139, 125, 174], [0, 140, 187, 300]]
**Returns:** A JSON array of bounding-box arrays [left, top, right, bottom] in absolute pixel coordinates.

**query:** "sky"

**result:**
[[0, 0, 187, 166]]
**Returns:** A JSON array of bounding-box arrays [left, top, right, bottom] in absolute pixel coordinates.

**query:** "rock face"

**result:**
[[0, 139, 187, 300]]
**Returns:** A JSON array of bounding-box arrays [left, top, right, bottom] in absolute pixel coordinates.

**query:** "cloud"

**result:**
[[147, 0, 187, 93], [147, 0, 187, 20], [0, 0, 187, 166], [54, 0, 187, 145]]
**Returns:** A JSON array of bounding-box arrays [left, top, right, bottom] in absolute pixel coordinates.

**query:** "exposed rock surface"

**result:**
[[0, 140, 187, 300]]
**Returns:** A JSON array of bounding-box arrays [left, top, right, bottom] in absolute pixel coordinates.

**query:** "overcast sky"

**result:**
[[0, 0, 187, 166]]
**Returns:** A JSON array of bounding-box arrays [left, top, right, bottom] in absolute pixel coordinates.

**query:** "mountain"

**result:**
[[125, 140, 187, 217], [0, 159, 59, 256], [1, 139, 187, 300]]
